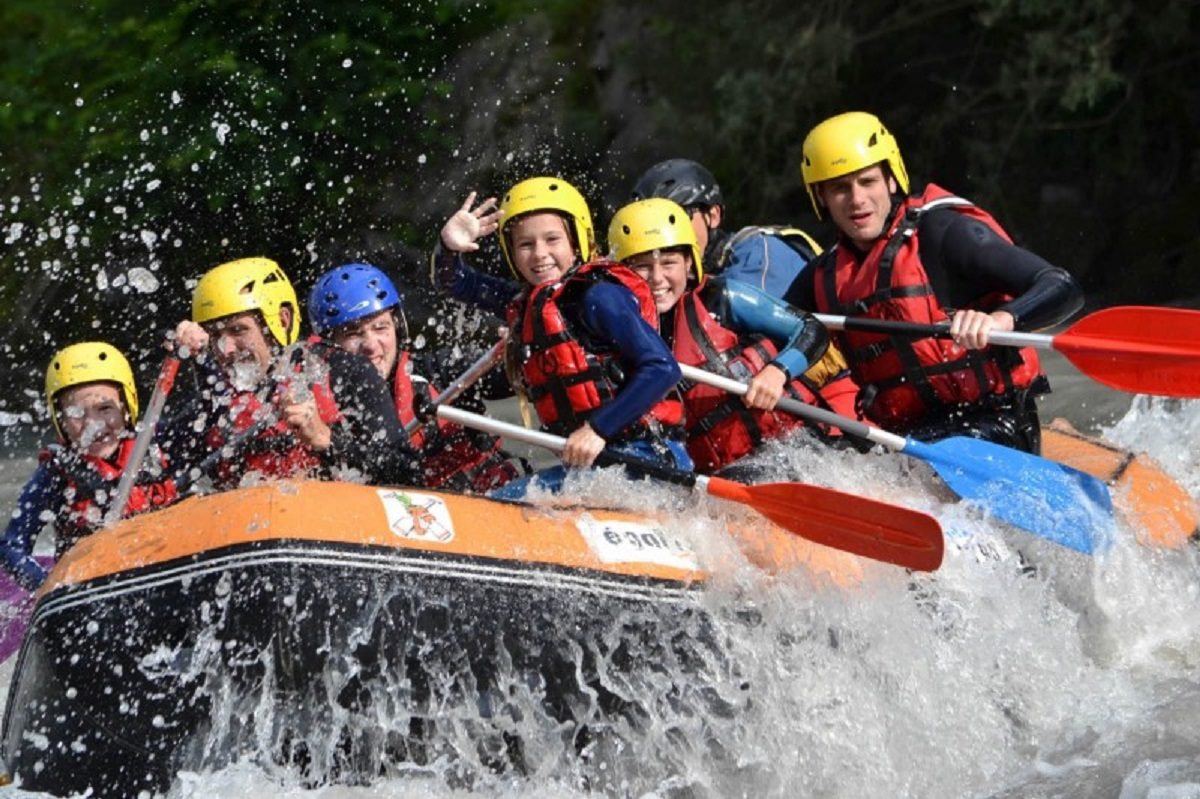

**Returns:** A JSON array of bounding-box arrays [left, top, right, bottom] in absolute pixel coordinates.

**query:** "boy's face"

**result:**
[[204, 311, 276, 389], [58, 382, 126, 459], [508, 212, 576, 286], [331, 308, 398, 379], [627, 248, 693, 314]]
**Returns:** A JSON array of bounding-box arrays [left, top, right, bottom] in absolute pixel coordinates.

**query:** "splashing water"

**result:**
[[0, 396, 1196, 798]]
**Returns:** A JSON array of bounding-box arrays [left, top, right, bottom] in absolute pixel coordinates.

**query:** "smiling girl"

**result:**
[[608, 198, 863, 474], [432, 177, 691, 496]]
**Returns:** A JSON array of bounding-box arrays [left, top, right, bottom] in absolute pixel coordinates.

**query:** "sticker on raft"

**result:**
[[376, 489, 455, 543], [575, 513, 700, 571]]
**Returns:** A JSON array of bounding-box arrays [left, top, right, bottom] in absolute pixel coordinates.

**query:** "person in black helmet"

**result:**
[[631, 158, 822, 298]]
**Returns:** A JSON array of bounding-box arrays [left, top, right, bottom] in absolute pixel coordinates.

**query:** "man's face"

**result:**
[[204, 311, 275, 388], [58, 382, 127, 459], [330, 308, 398, 379], [816, 164, 898, 249], [508, 212, 576, 286], [627, 248, 693, 314]]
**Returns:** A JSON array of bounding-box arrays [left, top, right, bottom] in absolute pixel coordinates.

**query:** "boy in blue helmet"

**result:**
[[431, 179, 692, 497], [308, 263, 527, 494]]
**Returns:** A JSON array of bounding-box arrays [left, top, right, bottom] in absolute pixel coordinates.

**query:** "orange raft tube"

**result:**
[[1041, 420, 1198, 549], [1, 480, 859, 798]]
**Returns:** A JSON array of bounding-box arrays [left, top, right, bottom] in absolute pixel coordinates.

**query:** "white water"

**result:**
[[0, 361, 1198, 798]]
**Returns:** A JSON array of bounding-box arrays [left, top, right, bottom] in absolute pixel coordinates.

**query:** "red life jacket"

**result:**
[[47, 436, 177, 556], [391, 351, 522, 493], [205, 349, 343, 488], [811, 184, 1043, 431], [671, 283, 855, 471], [506, 260, 684, 439]]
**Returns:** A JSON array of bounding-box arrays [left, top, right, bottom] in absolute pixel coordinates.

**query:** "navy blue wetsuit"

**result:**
[[1, 462, 62, 590]]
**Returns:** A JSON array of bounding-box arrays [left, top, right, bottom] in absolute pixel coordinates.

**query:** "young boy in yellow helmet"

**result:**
[[784, 112, 1083, 452], [1, 342, 178, 589], [608, 198, 862, 474], [166, 257, 420, 488], [431, 178, 691, 496]]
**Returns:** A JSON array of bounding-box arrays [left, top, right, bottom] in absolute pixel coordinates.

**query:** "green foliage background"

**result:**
[[2, 0, 1198, 422]]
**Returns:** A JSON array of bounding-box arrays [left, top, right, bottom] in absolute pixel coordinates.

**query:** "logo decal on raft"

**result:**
[[575, 513, 700, 572], [376, 489, 455, 543]]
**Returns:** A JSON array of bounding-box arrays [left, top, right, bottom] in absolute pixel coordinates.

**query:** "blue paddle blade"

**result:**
[[902, 437, 1114, 555]]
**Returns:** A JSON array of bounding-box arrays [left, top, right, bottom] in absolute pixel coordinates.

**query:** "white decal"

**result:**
[[575, 513, 699, 571], [376, 489, 455, 543]]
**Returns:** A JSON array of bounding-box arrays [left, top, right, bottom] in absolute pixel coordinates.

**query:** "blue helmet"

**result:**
[[308, 263, 402, 334]]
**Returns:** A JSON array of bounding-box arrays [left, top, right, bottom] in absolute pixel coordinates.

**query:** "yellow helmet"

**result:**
[[498, 177, 597, 277], [800, 111, 909, 219], [45, 341, 139, 440], [607, 198, 704, 282], [191, 257, 300, 346]]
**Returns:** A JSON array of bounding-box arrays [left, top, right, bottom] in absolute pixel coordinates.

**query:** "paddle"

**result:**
[[435, 405, 944, 572], [103, 355, 181, 527], [677, 363, 1113, 555], [402, 334, 508, 439], [813, 306, 1200, 398]]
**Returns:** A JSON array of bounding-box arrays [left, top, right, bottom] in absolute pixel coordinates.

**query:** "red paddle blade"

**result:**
[[705, 477, 944, 571], [1056, 306, 1200, 397]]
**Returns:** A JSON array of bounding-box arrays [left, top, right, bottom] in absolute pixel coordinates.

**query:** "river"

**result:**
[[0, 350, 1197, 798]]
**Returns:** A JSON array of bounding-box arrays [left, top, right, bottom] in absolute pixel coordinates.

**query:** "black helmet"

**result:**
[[631, 158, 724, 209]]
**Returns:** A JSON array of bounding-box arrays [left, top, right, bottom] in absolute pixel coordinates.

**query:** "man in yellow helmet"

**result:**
[[1, 343, 178, 589], [784, 112, 1083, 453], [431, 179, 691, 496], [167, 257, 419, 488]]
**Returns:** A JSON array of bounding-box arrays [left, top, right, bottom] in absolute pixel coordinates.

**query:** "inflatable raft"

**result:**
[[0, 479, 849, 797], [1041, 420, 1197, 549]]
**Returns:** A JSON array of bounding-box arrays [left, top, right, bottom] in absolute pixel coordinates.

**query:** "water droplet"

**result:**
[[128, 268, 160, 293]]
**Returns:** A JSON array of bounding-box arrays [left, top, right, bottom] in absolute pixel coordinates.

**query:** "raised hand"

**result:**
[[440, 191, 502, 253], [169, 320, 209, 358]]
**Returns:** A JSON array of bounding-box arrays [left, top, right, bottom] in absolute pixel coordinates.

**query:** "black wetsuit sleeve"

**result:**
[[325, 347, 422, 485], [781, 253, 822, 312], [919, 209, 1084, 330]]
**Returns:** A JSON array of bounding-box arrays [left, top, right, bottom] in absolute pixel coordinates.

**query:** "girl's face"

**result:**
[[626, 248, 694, 314], [508, 213, 576, 286], [58, 382, 127, 459], [331, 308, 399, 379]]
